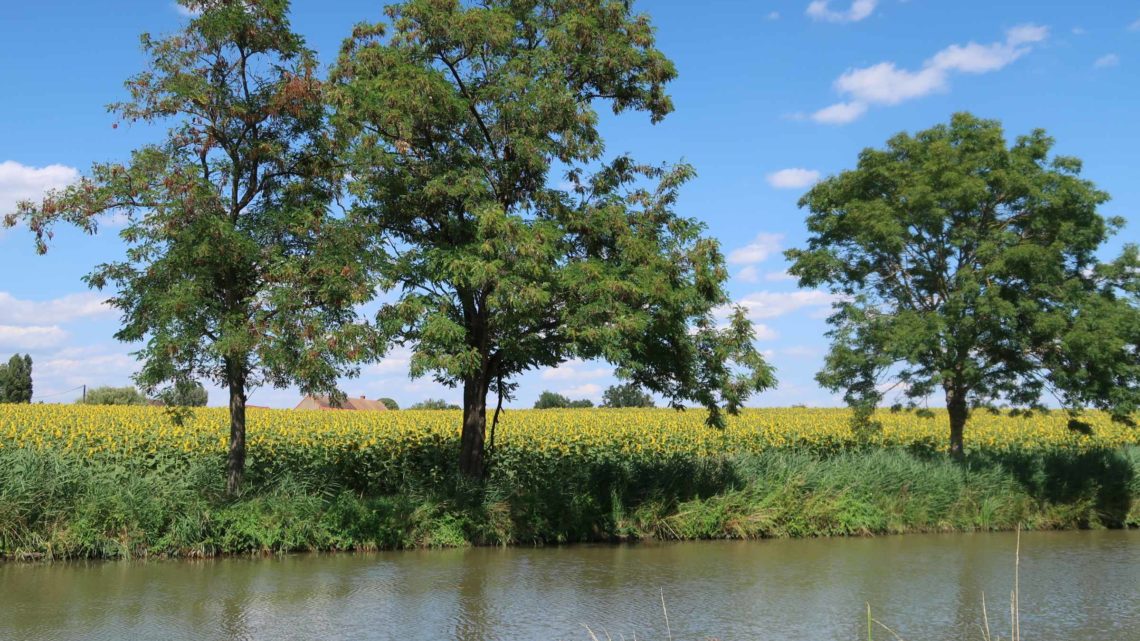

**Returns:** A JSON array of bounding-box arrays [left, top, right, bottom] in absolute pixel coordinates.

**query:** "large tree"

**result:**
[[5, 0, 380, 492], [786, 113, 1140, 458], [331, 0, 774, 477]]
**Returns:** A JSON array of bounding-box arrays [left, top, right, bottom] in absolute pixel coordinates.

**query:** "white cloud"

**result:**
[[1071, 26, 1087, 36], [1128, 19, 1140, 32], [0, 291, 112, 325], [366, 346, 413, 376], [34, 345, 139, 396], [1094, 53, 1120, 69], [737, 266, 760, 283], [561, 383, 602, 398], [767, 11, 780, 21], [811, 101, 868, 125], [728, 233, 783, 265], [0, 160, 78, 217], [751, 323, 779, 340], [766, 168, 821, 189], [732, 290, 842, 320], [1005, 24, 1049, 46], [812, 24, 1049, 124], [0, 325, 69, 349], [541, 360, 610, 381], [806, 0, 877, 23], [173, 3, 200, 17], [765, 270, 797, 282]]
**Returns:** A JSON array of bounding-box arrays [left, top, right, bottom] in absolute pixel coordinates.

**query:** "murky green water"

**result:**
[[2, 530, 1137, 640]]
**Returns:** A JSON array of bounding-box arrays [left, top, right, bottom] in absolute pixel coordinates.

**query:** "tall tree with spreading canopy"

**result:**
[[4, 0, 380, 493], [331, 0, 774, 477], [786, 113, 1140, 458]]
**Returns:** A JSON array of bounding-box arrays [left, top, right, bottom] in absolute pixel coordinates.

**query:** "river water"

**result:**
[[2, 530, 1137, 640]]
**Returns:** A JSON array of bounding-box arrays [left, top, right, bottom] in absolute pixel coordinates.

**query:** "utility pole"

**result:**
[[82, 384, 86, 404]]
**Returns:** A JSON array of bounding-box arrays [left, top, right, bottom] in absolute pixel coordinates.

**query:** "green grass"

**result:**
[[1, 446, 1136, 560]]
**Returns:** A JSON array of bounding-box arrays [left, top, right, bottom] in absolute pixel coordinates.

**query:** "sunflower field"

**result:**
[[2, 404, 1138, 558]]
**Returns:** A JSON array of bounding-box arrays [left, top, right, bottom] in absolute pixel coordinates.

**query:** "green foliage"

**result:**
[[534, 391, 594, 409], [80, 387, 148, 406], [378, 397, 399, 410], [3, 444, 1134, 559], [409, 399, 461, 410], [4, 0, 381, 491], [787, 113, 1140, 454], [330, 0, 774, 474], [156, 380, 208, 407], [0, 354, 32, 404], [602, 383, 655, 408]]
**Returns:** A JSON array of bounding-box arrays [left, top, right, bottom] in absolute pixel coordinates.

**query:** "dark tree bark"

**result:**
[[226, 357, 247, 495], [459, 373, 490, 478], [946, 386, 968, 461]]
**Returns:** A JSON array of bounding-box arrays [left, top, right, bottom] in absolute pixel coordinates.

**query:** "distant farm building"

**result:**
[[295, 395, 389, 411]]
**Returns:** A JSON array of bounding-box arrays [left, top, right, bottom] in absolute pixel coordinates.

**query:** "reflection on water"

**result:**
[[2, 530, 1138, 641]]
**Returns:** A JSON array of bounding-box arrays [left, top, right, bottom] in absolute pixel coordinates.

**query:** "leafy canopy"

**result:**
[[5, 0, 380, 406], [330, 0, 774, 429], [787, 113, 1140, 434]]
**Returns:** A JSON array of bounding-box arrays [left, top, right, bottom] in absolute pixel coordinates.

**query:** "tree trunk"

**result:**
[[225, 358, 247, 495], [946, 388, 968, 461], [458, 374, 490, 479]]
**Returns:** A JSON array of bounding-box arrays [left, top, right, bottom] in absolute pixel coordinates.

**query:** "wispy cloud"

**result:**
[[731, 290, 842, 320], [737, 266, 760, 283], [806, 0, 877, 24], [728, 233, 784, 265], [561, 383, 602, 398], [811, 24, 1049, 124], [767, 11, 781, 21], [766, 168, 821, 189], [1094, 53, 1120, 69], [0, 325, 69, 350], [541, 360, 610, 381], [0, 291, 112, 325], [173, 3, 200, 17]]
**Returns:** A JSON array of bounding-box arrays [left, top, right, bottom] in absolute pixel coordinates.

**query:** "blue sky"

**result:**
[[2, 0, 1138, 409]]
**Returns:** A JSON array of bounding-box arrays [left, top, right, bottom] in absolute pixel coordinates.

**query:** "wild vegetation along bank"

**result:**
[[1, 405, 1136, 560]]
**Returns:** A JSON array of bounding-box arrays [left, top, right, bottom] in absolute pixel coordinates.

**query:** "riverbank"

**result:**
[[1, 406, 1137, 559]]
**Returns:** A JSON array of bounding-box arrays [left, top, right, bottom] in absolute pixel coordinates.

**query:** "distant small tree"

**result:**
[[602, 383, 654, 408], [82, 386, 147, 406], [378, 397, 399, 410], [157, 380, 208, 407], [0, 355, 33, 404], [534, 391, 595, 409], [410, 398, 460, 410], [534, 391, 572, 409]]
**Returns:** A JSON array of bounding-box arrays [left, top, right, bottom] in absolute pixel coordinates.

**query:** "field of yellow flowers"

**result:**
[[2, 404, 1138, 558], [2, 404, 1136, 465]]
